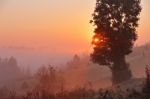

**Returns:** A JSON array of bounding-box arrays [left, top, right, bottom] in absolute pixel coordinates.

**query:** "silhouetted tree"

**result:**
[[143, 65, 150, 94], [90, 0, 141, 84], [146, 66, 150, 89], [35, 65, 63, 94], [8, 56, 18, 67], [21, 81, 29, 90]]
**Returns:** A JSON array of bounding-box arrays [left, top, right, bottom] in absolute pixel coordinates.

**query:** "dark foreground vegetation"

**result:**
[[0, 87, 150, 99], [0, 66, 149, 99], [0, 56, 150, 99]]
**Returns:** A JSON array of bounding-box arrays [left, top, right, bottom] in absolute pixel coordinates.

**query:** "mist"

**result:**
[[0, 43, 150, 90], [0, 0, 150, 98]]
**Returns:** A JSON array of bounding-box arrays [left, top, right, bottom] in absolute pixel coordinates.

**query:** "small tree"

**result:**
[[90, 0, 141, 84], [145, 66, 150, 88], [143, 65, 150, 94], [35, 65, 64, 94]]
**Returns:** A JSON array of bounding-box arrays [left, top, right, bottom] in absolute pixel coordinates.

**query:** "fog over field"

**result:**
[[0, 0, 150, 98], [0, 43, 150, 87]]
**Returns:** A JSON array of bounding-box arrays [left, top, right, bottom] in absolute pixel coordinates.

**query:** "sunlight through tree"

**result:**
[[90, 0, 142, 84]]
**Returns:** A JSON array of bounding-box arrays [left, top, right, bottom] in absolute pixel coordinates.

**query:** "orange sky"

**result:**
[[0, 0, 149, 56]]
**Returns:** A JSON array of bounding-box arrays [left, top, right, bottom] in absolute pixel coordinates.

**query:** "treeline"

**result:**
[[0, 65, 150, 99], [0, 56, 150, 99], [0, 84, 150, 99], [0, 56, 22, 83]]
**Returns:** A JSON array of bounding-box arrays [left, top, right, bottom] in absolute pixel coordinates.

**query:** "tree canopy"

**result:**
[[91, 0, 141, 66]]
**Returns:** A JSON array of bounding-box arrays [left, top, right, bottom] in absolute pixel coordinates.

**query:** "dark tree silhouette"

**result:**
[[143, 65, 150, 94], [90, 0, 141, 84]]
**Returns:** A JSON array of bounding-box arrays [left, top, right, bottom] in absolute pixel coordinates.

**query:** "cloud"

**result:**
[[1, 46, 35, 51]]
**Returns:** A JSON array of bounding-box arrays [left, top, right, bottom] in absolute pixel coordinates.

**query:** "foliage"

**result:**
[[90, 0, 141, 65], [90, 0, 141, 84], [0, 56, 22, 82], [35, 65, 64, 94], [0, 65, 150, 99], [142, 65, 150, 93], [0, 87, 149, 99]]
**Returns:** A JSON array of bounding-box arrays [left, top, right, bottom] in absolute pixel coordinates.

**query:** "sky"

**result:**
[[0, 0, 94, 54], [0, 0, 149, 67]]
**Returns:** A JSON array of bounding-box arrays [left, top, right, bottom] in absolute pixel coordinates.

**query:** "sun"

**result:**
[[92, 37, 101, 45], [92, 34, 106, 47], [93, 38, 99, 43]]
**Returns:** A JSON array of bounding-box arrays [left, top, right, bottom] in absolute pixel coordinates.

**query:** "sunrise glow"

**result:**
[[93, 38, 99, 43], [0, 0, 149, 98], [0, 0, 149, 63]]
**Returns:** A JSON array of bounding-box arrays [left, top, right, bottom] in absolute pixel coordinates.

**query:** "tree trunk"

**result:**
[[111, 56, 132, 85]]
